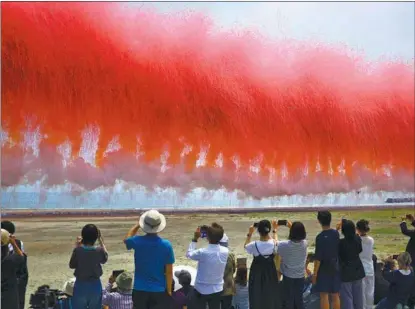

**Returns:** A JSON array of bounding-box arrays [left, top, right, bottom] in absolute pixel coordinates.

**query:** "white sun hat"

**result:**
[[139, 210, 167, 234], [63, 278, 76, 296]]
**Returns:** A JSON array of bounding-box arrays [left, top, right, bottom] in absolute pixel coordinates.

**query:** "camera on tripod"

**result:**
[[29, 285, 65, 309]]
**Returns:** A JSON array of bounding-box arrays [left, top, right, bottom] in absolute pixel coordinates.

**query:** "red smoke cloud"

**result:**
[[1, 2, 414, 197]]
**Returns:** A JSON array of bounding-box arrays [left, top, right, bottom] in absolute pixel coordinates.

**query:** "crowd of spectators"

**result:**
[[1, 210, 415, 309]]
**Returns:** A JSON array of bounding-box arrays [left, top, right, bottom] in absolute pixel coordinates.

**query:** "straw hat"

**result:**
[[139, 210, 166, 234], [1, 229, 10, 246]]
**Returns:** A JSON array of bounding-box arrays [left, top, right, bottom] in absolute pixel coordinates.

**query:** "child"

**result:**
[[232, 267, 249, 309], [69, 224, 108, 309], [357, 219, 375, 309], [375, 252, 414, 309]]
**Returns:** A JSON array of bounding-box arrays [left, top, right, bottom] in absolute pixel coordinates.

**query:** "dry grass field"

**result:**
[[4, 207, 414, 308]]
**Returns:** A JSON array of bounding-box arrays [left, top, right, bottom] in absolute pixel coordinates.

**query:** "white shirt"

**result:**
[[359, 235, 374, 276], [186, 242, 229, 295], [245, 240, 276, 257]]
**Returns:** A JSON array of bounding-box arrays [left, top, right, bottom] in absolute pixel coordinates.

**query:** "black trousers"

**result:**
[[282, 276, 305, 309], [18, 280, 27, 309], [189, 289, 222, 309], [221, 295, 233, 309], [132, 290, 170, 309]]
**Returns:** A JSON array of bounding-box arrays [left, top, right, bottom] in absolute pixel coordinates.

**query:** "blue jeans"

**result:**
[[72, 279, 102, 309]]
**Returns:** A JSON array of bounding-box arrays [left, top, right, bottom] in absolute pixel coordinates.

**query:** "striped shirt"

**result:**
[[102, 283, 133, 309], [276, 240, 307, 279]]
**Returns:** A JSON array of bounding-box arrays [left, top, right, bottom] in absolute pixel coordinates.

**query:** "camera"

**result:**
[[29, 285, 65, 309]]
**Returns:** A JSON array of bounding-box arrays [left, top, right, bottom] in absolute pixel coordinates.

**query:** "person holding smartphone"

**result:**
[[400, 214, 415, 268], [69, 224, 108, 309], [274, 220, 308, 309], [244, 219, 281, 309], [186, 222, 228, 309], [102, 271, 133, 309]]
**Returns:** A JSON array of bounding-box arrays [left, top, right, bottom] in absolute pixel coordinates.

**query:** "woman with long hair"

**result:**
[[338, 219, 365, 309]]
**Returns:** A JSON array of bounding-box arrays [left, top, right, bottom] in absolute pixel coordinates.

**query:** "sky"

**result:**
[[136, 2, 415, 61]]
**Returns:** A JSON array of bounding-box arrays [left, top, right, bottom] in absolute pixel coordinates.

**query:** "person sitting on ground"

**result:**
[[69, 224, 108, 309], [220, 233, 236, 309], [338, 219, 365, 309], [275, 220, 308, 309], [244, 219, 281, 309], [312, 211, 341, 309], [124, 210, 175, 309], [356, 219, 375, 309], [373, 255, 389, 305], [400, 214, 415, 268], [173, 265, 196, 291], [102, 272, 133, 309], [172, 270, 194, 309], [1, 220, 29, 309], [1, 229, 25, 309], [56, 278, 75, 309], [186, 222, 229, 309], [375, 252, 414, 309], [232, 267, 249, 309]]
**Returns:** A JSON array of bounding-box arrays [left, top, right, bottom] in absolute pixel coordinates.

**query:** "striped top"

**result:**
[[102, 283, 133, 309], [232, 283, 249, 309], [276, 240, 307, 279]]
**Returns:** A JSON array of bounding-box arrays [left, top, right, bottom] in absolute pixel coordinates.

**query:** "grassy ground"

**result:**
[[10, 207, 414, 308]]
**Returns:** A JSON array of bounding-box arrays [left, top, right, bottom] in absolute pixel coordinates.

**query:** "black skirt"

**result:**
[[249, 252, 281, 309]]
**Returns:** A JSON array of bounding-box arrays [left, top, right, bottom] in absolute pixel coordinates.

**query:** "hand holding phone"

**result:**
[[277, 220, 287, 226], [112, 270, 124, 279]]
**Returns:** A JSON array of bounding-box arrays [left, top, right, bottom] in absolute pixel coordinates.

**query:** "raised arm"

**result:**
[[400, 216, 415, 237], [244, 226, 255, 247], [124, 223, 141, 243], [9, 236, 23, 256], [102, 276, 116, 307], [186, 228, 202, 260]]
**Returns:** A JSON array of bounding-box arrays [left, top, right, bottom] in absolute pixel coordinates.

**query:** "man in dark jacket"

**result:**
[[400, 214, 415, 267], [400, 215, 415, 308], [1, 220, 29, 309]]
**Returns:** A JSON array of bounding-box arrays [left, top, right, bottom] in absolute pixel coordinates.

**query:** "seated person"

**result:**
[[102, 272, 133, 309], [373, 255, 389, 305], [376, 252, 414, 309], [232, 267, 249, 309], [172, 265, 196, 291], [171, 270, 194, 309]]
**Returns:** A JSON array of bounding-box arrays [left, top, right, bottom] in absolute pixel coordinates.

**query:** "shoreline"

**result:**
[[1, 203, 414, 219]]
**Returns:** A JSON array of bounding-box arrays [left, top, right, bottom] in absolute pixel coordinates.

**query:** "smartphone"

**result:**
[[253, 222, 259, 228], [199, 225, 209, 238], [112, 270, 124, 278], [277, 220, 287, 226]]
